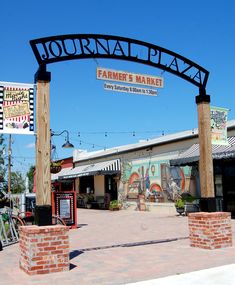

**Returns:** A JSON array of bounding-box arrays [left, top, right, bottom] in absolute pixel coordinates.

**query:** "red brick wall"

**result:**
[[188, 212, 232, 250], [19, 225, 69, 275]]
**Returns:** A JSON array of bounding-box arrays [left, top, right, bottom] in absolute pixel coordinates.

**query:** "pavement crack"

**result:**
[[79, 236, 189, 252]]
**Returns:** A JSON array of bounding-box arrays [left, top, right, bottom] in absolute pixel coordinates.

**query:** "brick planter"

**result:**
[[19, 225, 69, 275], [188, 212, 232, 250]]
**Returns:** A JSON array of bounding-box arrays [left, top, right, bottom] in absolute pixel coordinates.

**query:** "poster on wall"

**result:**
[[211, 106, 229, 145], [0, 81, 35, 135]]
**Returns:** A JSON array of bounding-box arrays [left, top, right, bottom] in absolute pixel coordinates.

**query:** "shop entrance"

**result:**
[[79, 176, 94, 194], [223, 162, 235, 217], [105, 175, 118, 201]]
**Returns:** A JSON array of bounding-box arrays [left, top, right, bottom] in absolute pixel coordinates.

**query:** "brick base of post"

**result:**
[[188, 212, 232, 250], [19, 225, 69, 275]]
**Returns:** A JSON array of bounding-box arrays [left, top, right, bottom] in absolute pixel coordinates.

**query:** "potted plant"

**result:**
[[175, 198, 185, 215], [109, 200, 120, 211], [181, 194, 198, 215], [86, 194, 94, 209]]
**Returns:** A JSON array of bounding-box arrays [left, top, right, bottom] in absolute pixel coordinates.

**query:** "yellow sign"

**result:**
[[3, 102, 30, 119]]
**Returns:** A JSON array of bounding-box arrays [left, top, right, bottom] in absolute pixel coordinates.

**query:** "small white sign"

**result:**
[[104, 82, 157, 96], [59, 199, 71, 219]]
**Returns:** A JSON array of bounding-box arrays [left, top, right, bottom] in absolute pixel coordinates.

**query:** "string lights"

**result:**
[[57, 128, 196, 151]]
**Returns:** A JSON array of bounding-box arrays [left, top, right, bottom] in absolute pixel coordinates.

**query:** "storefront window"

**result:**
[[61, 180, 73, 192]]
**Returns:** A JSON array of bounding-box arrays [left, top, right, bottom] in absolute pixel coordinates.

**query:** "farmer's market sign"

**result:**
[[97, 67, 163, 88]]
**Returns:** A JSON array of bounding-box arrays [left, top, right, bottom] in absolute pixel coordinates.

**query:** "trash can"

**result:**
[[199, 197, 224, 212]]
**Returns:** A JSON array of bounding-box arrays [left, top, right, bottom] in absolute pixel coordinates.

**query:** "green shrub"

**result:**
[[175, 199, 185, 209], [109, 200, 119, 209]]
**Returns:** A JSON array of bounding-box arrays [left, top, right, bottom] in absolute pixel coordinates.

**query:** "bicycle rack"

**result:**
[[0, 210, 19, 247]]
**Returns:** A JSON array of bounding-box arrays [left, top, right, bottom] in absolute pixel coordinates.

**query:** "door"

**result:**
[[105, 175, 117, 201], [223, 162, 235, 217]]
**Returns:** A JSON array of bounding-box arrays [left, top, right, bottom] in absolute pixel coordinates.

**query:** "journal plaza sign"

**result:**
[[30, 34, 208, 88]]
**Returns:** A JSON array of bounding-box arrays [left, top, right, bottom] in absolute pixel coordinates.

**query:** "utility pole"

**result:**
[[8, 134, 12, 194]]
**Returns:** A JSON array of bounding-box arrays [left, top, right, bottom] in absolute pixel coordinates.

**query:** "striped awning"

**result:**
[[51, 167, 73, 181], [170, 137, 235, 166], [59, 159, 121, 179]]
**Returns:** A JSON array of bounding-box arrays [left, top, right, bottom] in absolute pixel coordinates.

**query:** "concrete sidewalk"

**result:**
[[0, 209, 235, 285], [126, 264, 235, 285]]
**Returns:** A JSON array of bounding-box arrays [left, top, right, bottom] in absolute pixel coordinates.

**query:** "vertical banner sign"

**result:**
[[0, 82, 34, 135], [211, 106, 229, 145]]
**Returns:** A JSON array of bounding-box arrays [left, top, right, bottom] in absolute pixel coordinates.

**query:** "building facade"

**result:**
[[57, 120, 235, 213]]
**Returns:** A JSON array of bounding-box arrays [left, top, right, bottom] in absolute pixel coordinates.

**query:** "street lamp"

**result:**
[[51, 130, 74, 149]]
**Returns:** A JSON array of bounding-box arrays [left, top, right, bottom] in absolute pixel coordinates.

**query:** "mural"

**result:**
[[122, 157, 193, 202]]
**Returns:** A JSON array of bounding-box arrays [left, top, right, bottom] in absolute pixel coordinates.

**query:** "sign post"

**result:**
[[34, 65, 52, 226]]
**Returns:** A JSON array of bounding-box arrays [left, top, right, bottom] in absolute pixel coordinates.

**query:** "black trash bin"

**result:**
[[199, 197, 224, 212], [34, 205, 52, 226]]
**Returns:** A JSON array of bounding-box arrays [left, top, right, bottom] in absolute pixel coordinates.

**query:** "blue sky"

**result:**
[[0, 0, 234, 176]]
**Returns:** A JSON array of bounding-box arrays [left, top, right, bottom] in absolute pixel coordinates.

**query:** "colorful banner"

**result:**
[[0, 81, 35, 135], [211, 106, 229, 145]]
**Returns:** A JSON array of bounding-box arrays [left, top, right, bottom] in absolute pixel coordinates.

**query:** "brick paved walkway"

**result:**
[[1, 209, 235, 285]]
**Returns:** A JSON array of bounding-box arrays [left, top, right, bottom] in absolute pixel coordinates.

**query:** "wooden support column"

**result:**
[[34, 65, 52, 226], [196, 92, 215, 198]]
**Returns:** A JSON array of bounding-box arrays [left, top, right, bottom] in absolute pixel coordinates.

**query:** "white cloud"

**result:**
[[26, 143, 35, 149]]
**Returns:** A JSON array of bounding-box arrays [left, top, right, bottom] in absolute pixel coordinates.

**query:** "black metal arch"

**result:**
[[30, 34, 209, 89]]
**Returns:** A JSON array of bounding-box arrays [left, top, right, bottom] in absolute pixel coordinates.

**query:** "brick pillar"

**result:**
[[19, 225, 69, 275], [188, 212, 232, 250]]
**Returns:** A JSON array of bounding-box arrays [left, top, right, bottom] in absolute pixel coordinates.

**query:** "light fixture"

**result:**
[[51, 130, 74, 149], [62, 140, 74, 148]]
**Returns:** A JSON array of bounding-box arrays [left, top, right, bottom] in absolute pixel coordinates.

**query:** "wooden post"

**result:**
[[196, 92, 215, 198], [34, 66, 52, 225]]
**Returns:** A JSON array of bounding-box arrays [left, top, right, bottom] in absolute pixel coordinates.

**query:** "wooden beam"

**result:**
[[197, 99, 215, 198], [36, 80, 51, 205]]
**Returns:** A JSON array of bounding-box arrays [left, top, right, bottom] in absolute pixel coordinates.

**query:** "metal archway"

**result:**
[[30, 34, 214, 225], [30, 34, 209, 90]]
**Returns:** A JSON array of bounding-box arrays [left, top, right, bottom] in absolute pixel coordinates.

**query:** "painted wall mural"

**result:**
[[122, 157, 194, 202]]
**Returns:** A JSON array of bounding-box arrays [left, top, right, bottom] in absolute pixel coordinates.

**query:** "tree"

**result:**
[[26, 165, 35, 193], [10, 171, 26, 194]]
